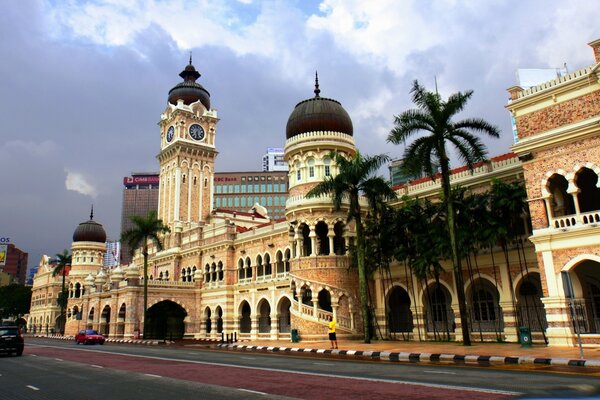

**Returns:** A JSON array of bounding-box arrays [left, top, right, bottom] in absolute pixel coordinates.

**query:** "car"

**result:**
[[0, 326, 24, 356], [75, 329, 105, 345]]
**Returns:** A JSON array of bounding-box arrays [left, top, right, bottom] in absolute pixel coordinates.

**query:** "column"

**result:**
[[328, 228, 335, 256], [312, 298, 318, 318], [309, 227, 316, 256], [568, 187, 582, 222]]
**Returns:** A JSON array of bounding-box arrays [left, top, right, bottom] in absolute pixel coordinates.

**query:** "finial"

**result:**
[[90, 205, 94, 220], [189, 52, 192, 65], [314, 71, 320, 98]]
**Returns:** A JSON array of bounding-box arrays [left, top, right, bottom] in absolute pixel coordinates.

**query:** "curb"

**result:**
[[217, 343, 600, 368]]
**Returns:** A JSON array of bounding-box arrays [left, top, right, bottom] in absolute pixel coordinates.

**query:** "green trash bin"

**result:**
[[291, 329, 299, 343], [519, 326, 532, 346]]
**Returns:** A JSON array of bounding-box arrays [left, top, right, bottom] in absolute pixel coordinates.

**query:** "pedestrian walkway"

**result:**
[[219, 338, 600, 368]]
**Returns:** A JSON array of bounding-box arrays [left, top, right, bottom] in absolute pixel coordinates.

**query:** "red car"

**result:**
[[75, 329, 105, 345]]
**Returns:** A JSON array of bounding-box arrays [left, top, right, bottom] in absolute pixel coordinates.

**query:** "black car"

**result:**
[[0, 326, 24, 356]]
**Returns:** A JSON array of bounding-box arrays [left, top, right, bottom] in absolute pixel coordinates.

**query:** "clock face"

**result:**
[[189, 124, 205, 141], [166, 126, 174, 142]]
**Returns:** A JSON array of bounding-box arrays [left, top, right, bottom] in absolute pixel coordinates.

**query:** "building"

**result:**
[[262, 147, 288, 172], [213, 171, 289, 219], [28, 39, 600, 347], [104, 240, 120, 268], [507, 39, 600, 346], [28, 255, 66, 334], [120, 173, 160, 265], [0, 244, 28, 285]]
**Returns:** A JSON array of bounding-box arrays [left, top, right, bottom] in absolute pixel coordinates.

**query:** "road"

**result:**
[[0, 338, 598, 399]]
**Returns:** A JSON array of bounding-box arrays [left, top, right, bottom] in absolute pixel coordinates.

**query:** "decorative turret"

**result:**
[[167, 55, 211, 110]]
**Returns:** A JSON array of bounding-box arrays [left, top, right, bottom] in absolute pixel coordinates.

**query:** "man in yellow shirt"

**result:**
[[328, 316, 338, 349]]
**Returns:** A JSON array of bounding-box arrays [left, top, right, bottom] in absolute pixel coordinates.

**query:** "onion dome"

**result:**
[[286, 72, 353, 139], [111, 266, 124, 282], [73, 207, 107, 243], [95, 269, 107, 284], [167, 55, 211, 109]]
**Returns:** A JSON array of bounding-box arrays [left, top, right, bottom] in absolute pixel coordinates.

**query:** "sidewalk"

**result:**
[[217, 338, 600, 368]]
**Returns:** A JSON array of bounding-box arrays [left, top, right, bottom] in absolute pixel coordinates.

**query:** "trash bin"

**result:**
[[291, 329, 299, 343], [519, 326, 532, 346]]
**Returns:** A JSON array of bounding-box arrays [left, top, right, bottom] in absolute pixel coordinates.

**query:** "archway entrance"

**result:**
[[277, 297, 291, 333], [570, 259, 600, 333], [100, 305, 111, 336], [145, 301, 187, 340], [387, 286, 413, 333]]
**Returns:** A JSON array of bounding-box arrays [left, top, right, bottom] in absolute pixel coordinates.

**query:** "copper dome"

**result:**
[[168, 59, 211, 110], [286, 74, 353, 139], [73, 209, 106, 243]]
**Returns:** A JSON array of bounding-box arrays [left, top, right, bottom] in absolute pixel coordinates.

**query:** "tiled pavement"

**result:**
[[217, 339, 600, 368]]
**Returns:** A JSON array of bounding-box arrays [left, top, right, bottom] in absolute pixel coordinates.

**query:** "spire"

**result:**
[[189, 52, 192, 65], [314, 71, 321, 98], [90, 205, 94, 220]]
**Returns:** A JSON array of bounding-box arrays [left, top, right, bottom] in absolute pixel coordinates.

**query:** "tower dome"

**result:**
[[286, 73, 353, 139], [167, 56, 211, 110], [73, 208, 107, 243]]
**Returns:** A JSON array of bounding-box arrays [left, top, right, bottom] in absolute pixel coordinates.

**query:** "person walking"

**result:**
[[328, 315, 338, 349]]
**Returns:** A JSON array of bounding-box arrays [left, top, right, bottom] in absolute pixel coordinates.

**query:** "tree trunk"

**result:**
[[440, 147, 471, 346], [61, 269, 66, 335], [355, 212, 371, 343], [143, 243, 148, 340]]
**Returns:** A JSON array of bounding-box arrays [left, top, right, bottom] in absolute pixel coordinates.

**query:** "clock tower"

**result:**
[[157, 59, 219, 234]]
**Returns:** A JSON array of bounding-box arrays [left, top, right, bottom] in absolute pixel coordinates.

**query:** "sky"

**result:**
[[1, 0, 598, 274]]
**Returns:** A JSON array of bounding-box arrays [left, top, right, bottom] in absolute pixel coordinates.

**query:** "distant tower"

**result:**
[[158, 59, 219, 237], [64, 209, 107, 336], [284, 72, 361, 337]]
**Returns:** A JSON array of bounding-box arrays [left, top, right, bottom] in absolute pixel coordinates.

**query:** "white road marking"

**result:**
[[54, 358, 63, 361], [27, 343, 519, 396], [239, 388, 267, 395], [242, 356, 256, 360], [29, 354, 37, 357], [313, 362, 335, 366], [423, 370, 457, 375], [27, 385, 40, 391], [144, 373, 162, 378], [91, 364, 103, 368]]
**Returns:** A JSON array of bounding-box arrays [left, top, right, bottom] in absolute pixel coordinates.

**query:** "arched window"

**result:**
[[547, 174, 575, 218], [323, 157, 331, 177], [315, 221, 329, 255], [575, 167, 600, 214], [307, 158, 315, 178]]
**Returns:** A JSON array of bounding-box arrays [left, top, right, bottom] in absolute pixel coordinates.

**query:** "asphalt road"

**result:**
[[1, 338, 598, 400]]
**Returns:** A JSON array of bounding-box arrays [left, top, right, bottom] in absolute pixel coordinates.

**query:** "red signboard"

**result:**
[[123, 176, 160, 185]]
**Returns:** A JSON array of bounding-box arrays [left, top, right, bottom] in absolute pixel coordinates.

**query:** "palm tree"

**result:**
[[388, 80, 499, 345], [121, 211, 170, 339], [52, 249, 71, 335], [306, 150, 396, 343]]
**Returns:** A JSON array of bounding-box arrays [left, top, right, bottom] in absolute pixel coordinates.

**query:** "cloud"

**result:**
[[65, 171, 98, 198]]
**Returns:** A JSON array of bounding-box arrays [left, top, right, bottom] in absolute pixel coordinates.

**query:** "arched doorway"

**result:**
[[204, 307, 212, 334], [239, 301, 251, 333], [569, 259, 600, 333], [277, 297, 291, 333], [424, 284, 454, 336], [318, 289, 332, 312], [258, 300, 271, 333], [117, 304, 126, 336], [100, 305, 111, 336], [468, 279, 503, 333], [516, 273, 547, 332], [145, 301, 187, 340], [215, 306, 223, 334], [388, 287, 413, 334]]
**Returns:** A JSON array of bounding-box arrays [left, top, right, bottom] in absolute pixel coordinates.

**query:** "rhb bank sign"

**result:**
[[0, 237, 9, 267]]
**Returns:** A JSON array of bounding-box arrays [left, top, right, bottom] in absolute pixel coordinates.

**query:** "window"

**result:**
[[308, 158, 315, 178], [267, 184, 273, 192], [260, 184, 266, 192], [297, 170, 301, 181], [234, 197, 239, 207], [216, 185, 222, 194], [234, 185, 240, 193], [215, 198, 221, 207], [324, 157, 331, 177], [280, 183, 286, 192], [254, 184, 259, 192]]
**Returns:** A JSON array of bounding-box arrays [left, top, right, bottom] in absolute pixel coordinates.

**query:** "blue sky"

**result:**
[[1, 0, 598, 272]]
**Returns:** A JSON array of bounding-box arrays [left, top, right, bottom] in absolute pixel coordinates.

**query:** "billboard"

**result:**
[[123, 175, 160, 186], [0, 244, 6, 267]]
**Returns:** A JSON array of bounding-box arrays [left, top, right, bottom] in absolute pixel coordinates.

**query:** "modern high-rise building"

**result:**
[[214, 171, 288, 219], [120, 173, 160, 265], [104, 240, 120, 268], [262, 147, 288, 172], [0, 244, 28, 285]]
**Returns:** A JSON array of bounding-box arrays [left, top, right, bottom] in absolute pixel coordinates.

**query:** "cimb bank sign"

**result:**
[[0, 237, 9, 267]]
